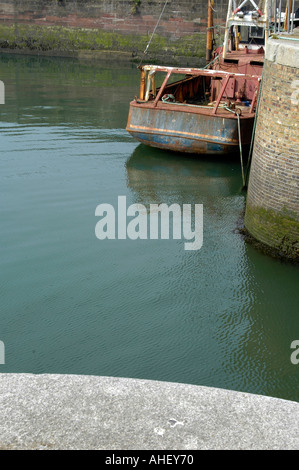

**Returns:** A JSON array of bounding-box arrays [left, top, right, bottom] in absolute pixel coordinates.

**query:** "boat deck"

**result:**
[[130, 99, 256, 119], [213, 47, 265, 76]]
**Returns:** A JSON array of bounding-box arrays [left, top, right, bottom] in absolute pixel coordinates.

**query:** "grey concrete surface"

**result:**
[[0, 374, 298, 450], [266, 37, 299, 67]]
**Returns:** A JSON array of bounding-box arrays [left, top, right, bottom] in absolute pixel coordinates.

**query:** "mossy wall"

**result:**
[[0, 0, 227, 64], [245, 39, 299, 261], [0, 0, 228, 25], [245, 204, 299, 260], [0, 23, 209, 65]]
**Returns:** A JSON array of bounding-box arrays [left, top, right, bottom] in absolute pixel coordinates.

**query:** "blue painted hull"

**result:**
[[127, 102, 253, 155]]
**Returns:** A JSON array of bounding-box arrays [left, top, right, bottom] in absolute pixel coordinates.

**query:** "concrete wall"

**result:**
[[245, 38, 299, 260], [0, 0, 228, 38], [0, 374, 298, 450]]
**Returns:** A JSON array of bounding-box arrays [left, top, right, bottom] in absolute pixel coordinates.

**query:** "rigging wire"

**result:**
[[138, 0, 169, 67]]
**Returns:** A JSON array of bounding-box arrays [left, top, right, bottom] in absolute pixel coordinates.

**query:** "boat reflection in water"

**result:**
[[126, 143, 244, 207]]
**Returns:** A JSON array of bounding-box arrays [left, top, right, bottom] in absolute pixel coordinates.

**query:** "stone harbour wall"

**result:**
[[245, 37, 299, 260], [0, 0, 228, 37], [0, 0, 227, 64]]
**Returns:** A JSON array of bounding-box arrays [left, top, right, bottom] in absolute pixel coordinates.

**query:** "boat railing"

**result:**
[[273, 0, 298, 34], [137, 65, 261, 116]]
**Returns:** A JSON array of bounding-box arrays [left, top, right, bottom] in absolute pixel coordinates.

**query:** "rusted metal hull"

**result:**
[[127, 102, 254, 155]]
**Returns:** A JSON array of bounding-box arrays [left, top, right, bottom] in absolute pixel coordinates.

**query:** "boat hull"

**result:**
[[127, 102, 254, 155]]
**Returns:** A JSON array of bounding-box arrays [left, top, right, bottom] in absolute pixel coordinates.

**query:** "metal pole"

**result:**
[[206, 0, 214, 63], [264, 0, 270, 49], [139, 68, 146, 101], [153, 71, 172, 107], [291, 0, 295, 32], [274, 0, 278, 33], [284, 0, 290, 31], [212, 75, 231, 114], [278, 0, 282, 33], [223, 0, 233, 59]]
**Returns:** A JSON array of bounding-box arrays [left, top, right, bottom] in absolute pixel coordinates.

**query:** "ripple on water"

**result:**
[[0, 55, 298, 402]]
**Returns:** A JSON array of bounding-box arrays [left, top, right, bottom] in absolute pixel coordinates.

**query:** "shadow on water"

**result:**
[[126, 143, 246, 203], [1, 53, 298, 402], [125, 144, 299, 403]]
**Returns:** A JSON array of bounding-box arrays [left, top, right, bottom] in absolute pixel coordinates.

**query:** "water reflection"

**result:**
[[125, 144, 299, 402], [0, 53, 298, 402], [126, 144, 243, 203], [0, 53, 139, 128]]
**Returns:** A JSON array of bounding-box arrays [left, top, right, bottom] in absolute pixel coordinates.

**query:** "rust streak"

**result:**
[[153, 70, 172, 108], [128, 124, 238, 144]]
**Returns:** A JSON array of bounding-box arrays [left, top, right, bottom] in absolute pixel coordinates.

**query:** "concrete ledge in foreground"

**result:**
[[0, 374, 298, 450]]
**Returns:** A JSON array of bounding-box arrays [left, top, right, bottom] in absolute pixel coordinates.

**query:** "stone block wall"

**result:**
[[0, 0, 228, 38], [245, 38, 299, 259]]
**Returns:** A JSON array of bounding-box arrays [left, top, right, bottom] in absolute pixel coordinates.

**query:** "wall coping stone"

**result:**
[[0, 373, 298, 450], [266, 37, 299, 68]]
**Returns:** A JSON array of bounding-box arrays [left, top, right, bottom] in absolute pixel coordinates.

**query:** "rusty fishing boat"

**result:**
[[126, 65, 261, 155], [126, 0, 274, 156]]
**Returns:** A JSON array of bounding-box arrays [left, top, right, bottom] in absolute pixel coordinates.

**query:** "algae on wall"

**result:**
[[0, 24, 207, 65], [245, 203, 299, 261], [0, 0, 226, 63]]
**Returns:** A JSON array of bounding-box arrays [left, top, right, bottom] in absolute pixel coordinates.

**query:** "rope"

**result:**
[[244, 67, 264, 187], [237, 113, 245, 188], [161, 94, 176, 103], [204, 53, 220, 69], [138, 0, 169, 66], [225, 106, 245, 187]]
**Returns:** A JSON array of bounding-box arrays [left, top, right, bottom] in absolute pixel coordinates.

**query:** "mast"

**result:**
[[206, 0, 214, 63], [223, 0, 233, 59]]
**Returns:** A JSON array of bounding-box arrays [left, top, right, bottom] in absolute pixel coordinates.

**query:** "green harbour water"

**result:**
[[0, 53, 298, 402]]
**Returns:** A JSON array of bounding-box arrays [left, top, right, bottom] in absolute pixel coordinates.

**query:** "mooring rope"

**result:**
[[203, 53, 220, 69], [225, 106, 245, 187], [138, 0, 169, 66], [237, 112, 245, 188], [244, 67, 264, 187]]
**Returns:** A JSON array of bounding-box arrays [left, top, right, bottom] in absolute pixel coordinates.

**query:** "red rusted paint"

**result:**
[[127, 65, 259, 155]]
